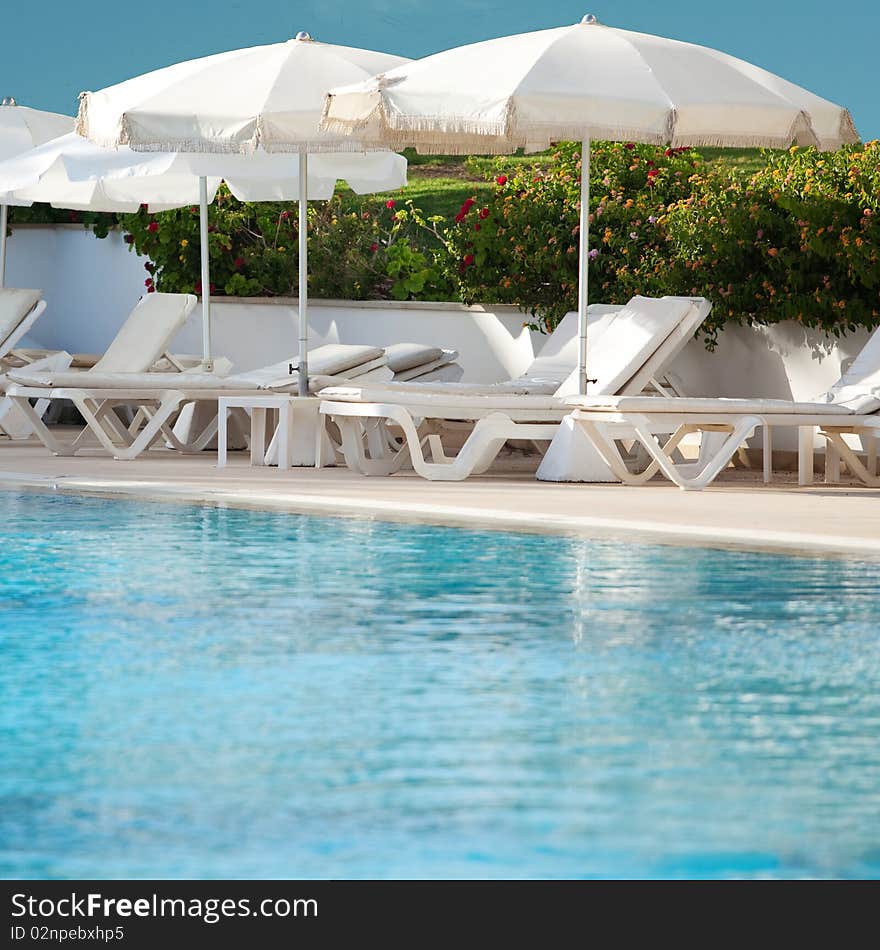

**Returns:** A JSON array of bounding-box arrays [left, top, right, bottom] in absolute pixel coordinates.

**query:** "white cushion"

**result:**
[[565, 395, 856, 415], [815, 324, 880, 413], [384, 342, 445, 373], [394, 349, 459, 380], [320, 383, 561, 412], [407, 363, 465, 384], [0, 289, 41, 350], [302, 343, 385, 376], [93, 293, 196, 373], [553, 296, 693, 397], [524, 303, 621, 384]]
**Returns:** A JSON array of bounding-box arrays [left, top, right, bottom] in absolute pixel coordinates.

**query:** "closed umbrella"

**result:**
[[0, 98, 73, 286], [321, 15, 860, 395], [0, 131, 407, 364], [76, 33, 410, 393]]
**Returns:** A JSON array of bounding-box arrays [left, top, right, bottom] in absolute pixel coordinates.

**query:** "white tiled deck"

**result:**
[[2, 435, 880, 559]]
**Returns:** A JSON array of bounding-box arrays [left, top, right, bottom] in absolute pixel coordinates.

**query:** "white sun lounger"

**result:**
[[6, 341, 388, 460], [319, 296, 711, 480], [562, 319, 880, 490], [0, 289, 49, 369]]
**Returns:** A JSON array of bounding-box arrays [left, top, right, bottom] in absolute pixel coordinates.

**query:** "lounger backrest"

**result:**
[[620, 296, 711, 395], [816, 324, 880, 412], [521, 304, 623, 384], [92, 293, 197, 374], [553, 296, 696, 397], [0, 288, 42, 353]]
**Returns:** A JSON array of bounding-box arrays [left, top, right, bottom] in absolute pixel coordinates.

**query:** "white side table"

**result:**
[[217, 395, 328, 470]]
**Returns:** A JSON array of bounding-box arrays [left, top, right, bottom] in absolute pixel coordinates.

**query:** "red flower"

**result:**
[[124, 234, 135, 244], [234, 257, 244, 269], [147, 286, 156, 293], [474, 223, 481, 231], [463, 253, 475, 266], [624, 143, 636, 150], [369, 242, 379, 253], [647, 169, 659, 178], [147, 221, 159, 233], [190, 206, 199, 214], [144, 278, 153, 288], [478, 207, 490, 219], [495, 175, 507, 186], [463, 197, 476, 208], [144, 262, 156, 274], [664, 148, 673, 157], [454, 212, 465, 223], [280, 210, 291, 220], [385, 199, 396, 209]]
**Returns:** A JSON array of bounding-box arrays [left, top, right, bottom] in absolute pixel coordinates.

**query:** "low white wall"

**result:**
[[5, 226, 148, 355], [6, 225, 872, 440]]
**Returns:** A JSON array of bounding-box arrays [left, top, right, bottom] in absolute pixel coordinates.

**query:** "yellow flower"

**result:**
[[278, 246, 286, 252], [180, 239, 188, 248]]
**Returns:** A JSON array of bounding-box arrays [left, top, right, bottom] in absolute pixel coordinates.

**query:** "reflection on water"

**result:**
[[1, 491, 879, 879]]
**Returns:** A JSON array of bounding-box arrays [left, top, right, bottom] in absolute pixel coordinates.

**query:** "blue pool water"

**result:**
[[1, 490, 879, 879]]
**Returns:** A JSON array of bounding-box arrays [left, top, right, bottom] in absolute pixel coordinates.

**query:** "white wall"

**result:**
[[5, 225, 872, 422], [5, 225, 148, 354]]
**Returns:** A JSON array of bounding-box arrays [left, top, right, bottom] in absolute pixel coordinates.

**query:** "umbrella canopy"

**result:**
[[77, 32, 410, 393], [321, 17, 858, 153], [77, 34, 408, 154], [0, 131, 407, 363], [0, 132, 407, 208], [321, 16, 860, 395], [0, 98, 74, 286]]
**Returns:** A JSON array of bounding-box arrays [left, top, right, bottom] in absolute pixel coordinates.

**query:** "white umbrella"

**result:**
[[77, 33, 411, 394], [0, 131, 407, 365], [0, 98, 74, 286], [321, 15, 860, 394]]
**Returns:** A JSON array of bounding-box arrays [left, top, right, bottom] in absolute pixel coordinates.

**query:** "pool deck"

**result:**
[[2, 435, 880, 558]]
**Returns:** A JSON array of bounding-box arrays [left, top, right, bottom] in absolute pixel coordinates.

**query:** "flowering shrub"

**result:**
[[119, 142, 879, 345], [121, 188, 453, 301], [445, 141, 701, 330], [664, 141, 880, 339], [447, 140, 880, 344]]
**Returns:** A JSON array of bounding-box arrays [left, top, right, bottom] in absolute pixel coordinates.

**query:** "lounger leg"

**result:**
[[763, 426, 772, 484], [277, 401, 291, 471], [7, 396, 73, 455], [798, 426, 815, 486], [628, 416, 760, 490], [825, 439, 841, 483], [217, 400, 229, 469], [867, 434, 878, 479], [250, 408, 267, 466], [820, 430, 880, 487]]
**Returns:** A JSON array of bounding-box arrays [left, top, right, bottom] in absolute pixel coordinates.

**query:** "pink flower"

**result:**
[[385, 199, 396, 209], [756, 229, 764, 239]]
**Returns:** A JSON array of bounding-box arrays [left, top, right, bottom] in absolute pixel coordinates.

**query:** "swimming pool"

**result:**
[[1, 489, 879, 879]]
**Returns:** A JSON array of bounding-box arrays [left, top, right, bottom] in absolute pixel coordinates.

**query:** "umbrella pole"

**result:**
[[0, 203, 8, 288], [577, 138, 591, 395], [298, 153, 309, 397], [198, 177, 213, 369]]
